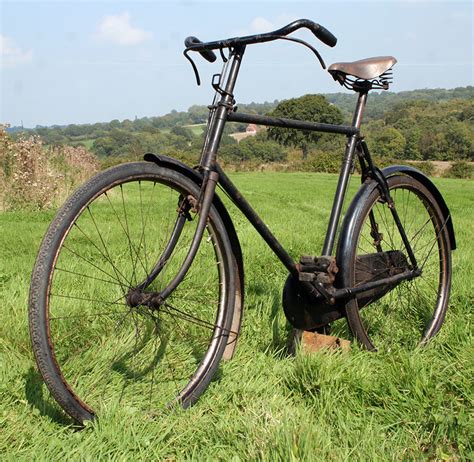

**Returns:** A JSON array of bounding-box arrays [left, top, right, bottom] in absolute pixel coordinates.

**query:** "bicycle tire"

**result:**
[[339, 175, 452, 350], [29, 161, 236, 424]]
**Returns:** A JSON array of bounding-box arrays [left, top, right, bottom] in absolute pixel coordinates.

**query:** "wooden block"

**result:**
[[301, 331, 351, 353]]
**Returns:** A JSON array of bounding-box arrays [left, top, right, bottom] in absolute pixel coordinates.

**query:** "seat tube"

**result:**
[[321, 91, 368, 256]]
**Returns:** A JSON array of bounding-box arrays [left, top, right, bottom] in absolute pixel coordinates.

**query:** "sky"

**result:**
[[1, 0, 473, 127]]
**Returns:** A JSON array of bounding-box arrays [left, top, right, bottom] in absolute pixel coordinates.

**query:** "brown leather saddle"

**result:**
[[328, 56, 397, 91]]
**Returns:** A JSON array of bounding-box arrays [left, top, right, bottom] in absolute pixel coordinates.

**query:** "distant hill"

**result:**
[[5, 86, 472, 164], [7, 86, 473, 135], [324, 86, 474, 121]]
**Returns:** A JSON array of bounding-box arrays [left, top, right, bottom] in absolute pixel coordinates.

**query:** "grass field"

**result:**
[[160, 124, 206, 136], [1, 172, 472, 460]]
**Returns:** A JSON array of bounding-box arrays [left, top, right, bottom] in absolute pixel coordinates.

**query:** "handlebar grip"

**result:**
[[184, 36, 217, 62], [310, 23, 337, 47]]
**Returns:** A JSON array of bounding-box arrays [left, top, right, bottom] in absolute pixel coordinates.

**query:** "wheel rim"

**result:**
[[351, 180, 450, 350], [45, 175, 229, 418]]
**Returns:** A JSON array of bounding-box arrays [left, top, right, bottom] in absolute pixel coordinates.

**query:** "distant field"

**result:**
[[160, 124, 206, 136], [183, 123, 206, 136], [1, 172, 472, 459], [81, 138, 94, 150]]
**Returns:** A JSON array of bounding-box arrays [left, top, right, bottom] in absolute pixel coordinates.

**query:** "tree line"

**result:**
[[8, 87, 473, 165]]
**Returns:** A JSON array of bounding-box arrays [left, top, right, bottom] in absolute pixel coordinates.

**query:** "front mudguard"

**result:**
[[337, 165, 456, 275], [144, 153, 244, 360]]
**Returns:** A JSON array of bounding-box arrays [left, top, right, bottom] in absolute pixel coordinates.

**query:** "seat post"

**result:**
[[352, 90, 368, 129]]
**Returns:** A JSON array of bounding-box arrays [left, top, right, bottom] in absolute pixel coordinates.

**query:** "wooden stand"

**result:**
[[288, 328, 351, 354], [301, 331, 351, 353]]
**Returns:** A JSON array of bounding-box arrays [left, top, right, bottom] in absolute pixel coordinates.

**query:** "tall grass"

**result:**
[[1, 171, 472, 460], [0, 126, 98, 211]]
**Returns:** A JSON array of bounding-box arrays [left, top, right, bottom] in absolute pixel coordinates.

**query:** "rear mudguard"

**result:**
[[381, 165, 455, 249], [337, 165, 456, 278], [144, 153, 244, 359]]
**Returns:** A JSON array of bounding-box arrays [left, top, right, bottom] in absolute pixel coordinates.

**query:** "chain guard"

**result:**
[[283, 275, 345, 330], [282, 250, 409, 330]]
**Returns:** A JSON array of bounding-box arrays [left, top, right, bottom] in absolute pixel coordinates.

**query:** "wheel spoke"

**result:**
[[30, 164, 234, 422], [346, 177, 450, 351]]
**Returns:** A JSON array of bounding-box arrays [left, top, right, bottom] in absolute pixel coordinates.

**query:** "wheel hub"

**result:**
[[126, 289, 163, 311]]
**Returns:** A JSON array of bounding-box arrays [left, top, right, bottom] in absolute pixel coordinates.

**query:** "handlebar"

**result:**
[[185, 18, 337, 61], [274, 19, 337, 47], [184, 36, 217, 63]]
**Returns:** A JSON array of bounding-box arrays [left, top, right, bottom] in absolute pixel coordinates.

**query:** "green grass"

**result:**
[[80, 138, 95, 150], [183, 124, 207, 136], [1, 172, 473, 460]]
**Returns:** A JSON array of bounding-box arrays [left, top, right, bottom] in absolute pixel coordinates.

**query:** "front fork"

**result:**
[[127, 169, 220, 309], [136, 47, 246, 304], [155, 170, 220, 302]]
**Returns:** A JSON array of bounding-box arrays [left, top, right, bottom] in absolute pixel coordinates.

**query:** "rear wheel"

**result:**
[[29, 162, 236, 423], [339, 175, 452, 350]]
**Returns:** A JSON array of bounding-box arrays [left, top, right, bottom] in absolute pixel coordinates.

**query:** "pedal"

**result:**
[[298, 255, 338, 285]]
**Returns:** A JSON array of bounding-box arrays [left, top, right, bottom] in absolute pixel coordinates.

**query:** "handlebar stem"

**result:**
[[200, 46, 245, 171]]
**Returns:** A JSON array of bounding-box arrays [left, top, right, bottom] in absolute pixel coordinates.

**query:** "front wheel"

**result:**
[[29, 162, 236, 424], [338, 175, 452, 350]]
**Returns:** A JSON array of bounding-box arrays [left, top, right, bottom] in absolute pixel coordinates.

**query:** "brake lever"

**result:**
[[219, 48, 228, 63], [183, 49, 201, 85]]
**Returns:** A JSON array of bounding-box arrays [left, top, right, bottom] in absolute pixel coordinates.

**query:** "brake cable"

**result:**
[[183, 49, 202, 85], [184, 34, 326, 86], [261, 34, 326, 69]]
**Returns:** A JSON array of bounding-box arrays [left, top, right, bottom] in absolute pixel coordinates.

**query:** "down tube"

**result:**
[[215, 165, 298, 276]]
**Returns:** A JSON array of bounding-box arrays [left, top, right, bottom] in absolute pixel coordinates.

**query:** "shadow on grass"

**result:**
[[24, 367, 73, 426], [268, 290, 293, 358]]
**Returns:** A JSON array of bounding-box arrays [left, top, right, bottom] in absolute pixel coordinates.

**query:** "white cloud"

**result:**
[[250, 17, 275, 33], [96, 12, 152, 46], [0, 35, 33, 68], [237, 14, 300, 36]]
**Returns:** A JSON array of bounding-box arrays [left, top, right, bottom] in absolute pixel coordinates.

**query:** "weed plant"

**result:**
[[0, 126, 98, 211]]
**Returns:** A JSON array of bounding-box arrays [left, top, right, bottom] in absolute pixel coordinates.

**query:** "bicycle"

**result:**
[[28, 19, 455, 424]]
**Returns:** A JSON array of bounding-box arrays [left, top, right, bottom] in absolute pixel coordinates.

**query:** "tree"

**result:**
[[403, 127, 422, 160], [419, 132, 446, 160], [170, 126, 194, 142], [370, 125, 406, 158], [109, 119, 121, 130], [92, 137, 116, 157], [220, 136, 286, 162], [267, 94, 344, 159], [445, 122, 472, 160]]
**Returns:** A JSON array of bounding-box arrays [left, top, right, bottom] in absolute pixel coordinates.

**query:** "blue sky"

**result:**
[[1, 0, 472, 127]]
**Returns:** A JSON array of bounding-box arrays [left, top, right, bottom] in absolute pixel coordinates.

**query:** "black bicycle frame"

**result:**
[[157, 46, 419, 305], [208, 48, 366, 264]]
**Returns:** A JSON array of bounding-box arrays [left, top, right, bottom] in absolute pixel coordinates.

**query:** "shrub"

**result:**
[[443, 160, 474, 179], [409, 160, 436, 176], [303, 150, 342, 173]]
